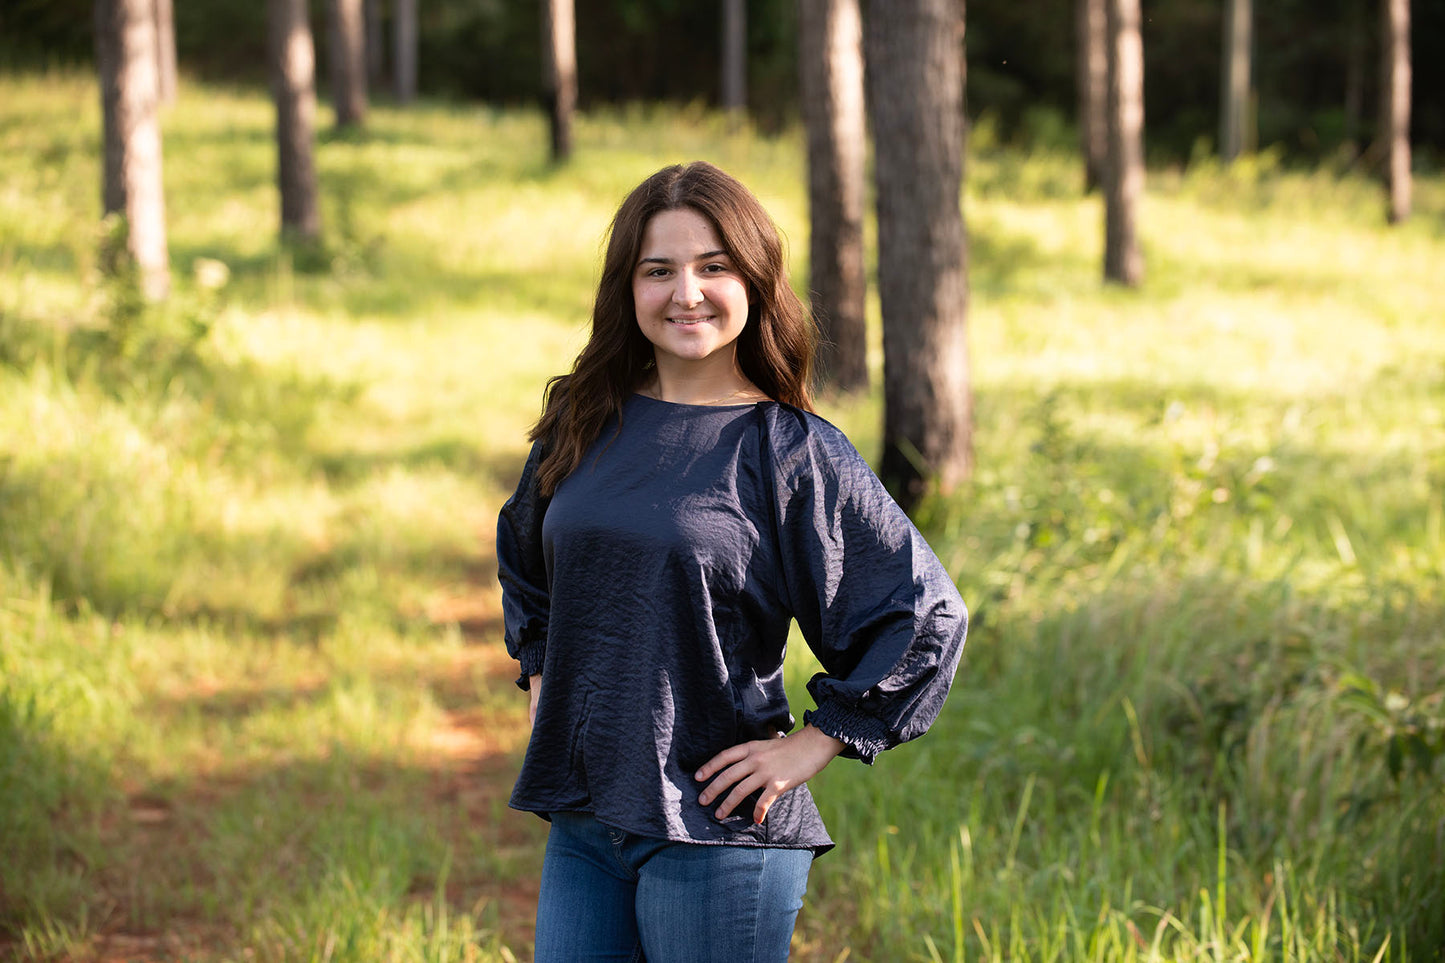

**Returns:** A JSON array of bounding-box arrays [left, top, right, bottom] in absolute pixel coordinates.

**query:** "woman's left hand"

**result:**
[[695, 725, 846, 824]]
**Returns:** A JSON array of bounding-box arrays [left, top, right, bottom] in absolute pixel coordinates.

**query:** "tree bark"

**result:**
[[153, 0, 177, 106], [268, 0, 322, 240], [1382, 0, 1411, 223], [1076, 0, 1107, 192], [540, 0, 576, 162], [95, 0, 170, 300], [394, 0, 417, 103], [329, 0, 368, 127], [866, 0, 973, 510], [1219, 0, 1252, 162], [1104, 0, 1144, 286], [722, 0, 747, 114], [799, 0, 868, 392]]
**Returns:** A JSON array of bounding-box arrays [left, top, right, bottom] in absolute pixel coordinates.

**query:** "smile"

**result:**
[[668, 316, 713, 326]]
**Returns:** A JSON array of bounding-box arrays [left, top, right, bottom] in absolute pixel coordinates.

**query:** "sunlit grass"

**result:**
[[3, 71, 1444, 960]]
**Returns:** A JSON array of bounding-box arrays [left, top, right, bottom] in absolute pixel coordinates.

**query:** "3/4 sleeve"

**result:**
[[495, 440, 551, 690], [760, 406, 968, 764]]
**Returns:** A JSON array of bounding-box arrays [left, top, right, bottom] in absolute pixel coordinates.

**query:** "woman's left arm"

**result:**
[[762, 409, 969, 756], [699, 409, 968, 822]]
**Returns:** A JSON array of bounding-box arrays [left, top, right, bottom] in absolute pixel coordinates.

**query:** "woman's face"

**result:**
[[632, 207, 752, 371]]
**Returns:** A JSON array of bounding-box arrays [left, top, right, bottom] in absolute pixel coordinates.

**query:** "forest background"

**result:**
[[5, 0, 1445, 159], [2, 1, 1444, 962]]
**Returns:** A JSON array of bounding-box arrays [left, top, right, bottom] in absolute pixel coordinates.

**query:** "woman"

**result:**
[[496, 161, 967, 961]]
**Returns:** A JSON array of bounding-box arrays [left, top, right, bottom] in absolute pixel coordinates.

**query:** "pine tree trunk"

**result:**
[[866, 0, 973, 510], [394, 0, 417, 103], [1104, 0, 1144, 286], [1219, 0, 1252, 162], [540, 0, 576, 162], [329, 0, 368, 127], [95, 0, 170, 300], [153, 0, 177, 106], [722, 0, 747, 114], [799, 0, 867, 392], [1076, 0, 1107, 192], [1382, 0, 1411, 223], [268, 0, 322, 240]]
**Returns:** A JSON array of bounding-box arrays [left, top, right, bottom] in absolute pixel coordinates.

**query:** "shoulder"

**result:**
[[758, 402, 886, 502], [760, 400, 859, 459]]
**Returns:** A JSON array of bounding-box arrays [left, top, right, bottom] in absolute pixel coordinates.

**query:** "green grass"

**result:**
[[2, 71, 1443, 961]]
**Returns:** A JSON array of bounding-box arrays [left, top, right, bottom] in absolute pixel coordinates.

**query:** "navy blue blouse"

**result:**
[[495, 394, 967, 853]]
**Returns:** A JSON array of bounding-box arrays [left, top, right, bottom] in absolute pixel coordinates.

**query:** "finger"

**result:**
[[695, 742, 754, 781], [713, 773, 767, 821], [698, 757, 757, 805], [753, 785, 782, 824]]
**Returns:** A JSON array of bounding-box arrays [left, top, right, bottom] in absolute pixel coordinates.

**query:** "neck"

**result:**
[[647, 353, 759, 406]]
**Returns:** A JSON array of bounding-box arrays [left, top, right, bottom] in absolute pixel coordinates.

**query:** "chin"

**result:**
[[667, 349, 719, 364], [652, 336, 718, 360]]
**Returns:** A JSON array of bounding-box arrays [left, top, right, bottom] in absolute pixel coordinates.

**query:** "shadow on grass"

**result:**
[[0, 688, 115, 948], [970, 224, 1076, 296], [0, 237, 89, 277], [1, 623, 543, 959], [93, 748, 540, 959], [100, 650, 543, 954], [164, 231, 596, 325]]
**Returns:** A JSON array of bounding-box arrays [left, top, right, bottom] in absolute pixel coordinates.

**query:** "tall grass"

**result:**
[[790, 117, 1445, 962], [2, 72, 1443, 961]]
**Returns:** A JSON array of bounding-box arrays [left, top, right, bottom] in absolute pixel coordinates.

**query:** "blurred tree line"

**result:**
[[3, 0, 1441, 160]]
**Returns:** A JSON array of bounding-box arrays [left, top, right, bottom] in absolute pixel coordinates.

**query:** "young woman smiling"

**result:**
[[496, 162, 968, 961]]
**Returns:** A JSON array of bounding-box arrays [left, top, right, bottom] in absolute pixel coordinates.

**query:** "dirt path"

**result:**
[[71, 557, 546, 963], [421, 585, 547, 953]]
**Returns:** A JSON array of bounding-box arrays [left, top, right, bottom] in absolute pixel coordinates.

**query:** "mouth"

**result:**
[[668, 316, 713, 326]]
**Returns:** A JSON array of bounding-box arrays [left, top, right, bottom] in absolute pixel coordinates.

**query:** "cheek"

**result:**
[[632, 284, 659, 317], [730, 282, 754, 317]]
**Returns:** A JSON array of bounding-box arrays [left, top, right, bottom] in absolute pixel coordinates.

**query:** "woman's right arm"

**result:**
[[496, 440, 553, 691], [528, 674, 543, 726]]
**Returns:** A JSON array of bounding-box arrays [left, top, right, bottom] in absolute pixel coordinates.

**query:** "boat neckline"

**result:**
[[629, 392, 773, 411]]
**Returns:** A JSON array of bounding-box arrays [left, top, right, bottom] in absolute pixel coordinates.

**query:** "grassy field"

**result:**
[[2, 72, 1443, 962]]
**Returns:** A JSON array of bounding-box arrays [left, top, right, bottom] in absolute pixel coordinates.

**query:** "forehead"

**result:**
[[637, 208, 725, 258]]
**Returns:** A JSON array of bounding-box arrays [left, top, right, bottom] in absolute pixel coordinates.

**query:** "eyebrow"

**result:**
[[637, 249, 730, 266]]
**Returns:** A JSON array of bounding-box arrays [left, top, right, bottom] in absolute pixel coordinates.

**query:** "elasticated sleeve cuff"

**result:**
[[514, 643, 546, 690], [804, 701, 894, 765]]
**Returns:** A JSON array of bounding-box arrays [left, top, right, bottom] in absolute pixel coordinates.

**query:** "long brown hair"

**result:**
[[530, 162, 817, 496]]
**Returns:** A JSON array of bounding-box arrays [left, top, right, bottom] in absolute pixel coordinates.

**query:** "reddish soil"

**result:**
[[66, 579, 546, 963]]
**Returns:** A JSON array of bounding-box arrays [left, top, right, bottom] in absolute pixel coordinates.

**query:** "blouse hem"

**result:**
[[508, 801, 836, 857]]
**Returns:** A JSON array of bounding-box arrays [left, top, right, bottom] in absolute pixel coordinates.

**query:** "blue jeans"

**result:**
[[533, 811, 813, 962]]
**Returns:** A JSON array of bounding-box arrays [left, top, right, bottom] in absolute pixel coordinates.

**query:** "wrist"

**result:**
[[799, 724, 846, 760]]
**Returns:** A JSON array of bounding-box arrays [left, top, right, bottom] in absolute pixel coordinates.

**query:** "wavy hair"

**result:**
[[529, 162, 817, 496]]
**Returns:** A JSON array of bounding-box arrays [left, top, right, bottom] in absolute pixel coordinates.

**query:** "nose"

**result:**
[[672, 268, 703, 307]]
